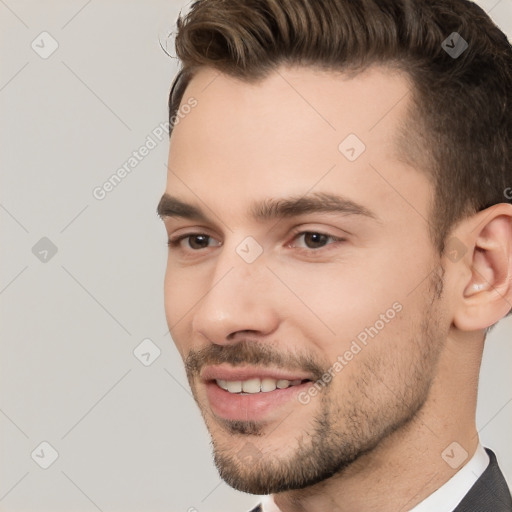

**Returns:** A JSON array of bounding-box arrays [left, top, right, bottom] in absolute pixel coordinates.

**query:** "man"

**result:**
[[157, 0, 512, 510]]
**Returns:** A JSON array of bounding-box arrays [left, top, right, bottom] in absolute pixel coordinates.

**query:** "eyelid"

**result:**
[[166, 225, 348, 252], [167, 231, 222, 250], [167, 225, 220, 242], [286, 229, 347, 251], [288, 225, 348, 241]]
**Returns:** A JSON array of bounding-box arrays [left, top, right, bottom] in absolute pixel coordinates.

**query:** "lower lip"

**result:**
[[205, 380, 312, 421]]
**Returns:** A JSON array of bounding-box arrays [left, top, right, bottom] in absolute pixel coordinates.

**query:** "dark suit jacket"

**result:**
[[248, 449, 511, 512], [453, 449, 511, 512]]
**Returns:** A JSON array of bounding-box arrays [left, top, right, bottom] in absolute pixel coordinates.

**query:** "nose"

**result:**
[[192, 249, 280, 345]]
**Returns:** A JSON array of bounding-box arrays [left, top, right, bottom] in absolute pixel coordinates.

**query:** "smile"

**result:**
[[215, 378, 309, 394], [201, 366, 315, 421]]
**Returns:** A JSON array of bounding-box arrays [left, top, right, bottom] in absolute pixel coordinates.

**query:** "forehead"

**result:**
[[167, 64, 430, 225]]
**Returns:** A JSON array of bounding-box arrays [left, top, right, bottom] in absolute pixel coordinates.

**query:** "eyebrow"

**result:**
[[251, 192, 379, 221], [157, 192, 379, 223], [157, 193, 209, 222]]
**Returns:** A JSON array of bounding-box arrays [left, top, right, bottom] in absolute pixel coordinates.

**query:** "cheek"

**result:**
[[273, 257, 384, 321], [163, 265, 202, 352], [274, 251, 429, 354], [164, 260, 204, 312]]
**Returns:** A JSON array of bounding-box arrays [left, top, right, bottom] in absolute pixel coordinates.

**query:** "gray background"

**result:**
[[0, 1, 511, 511]]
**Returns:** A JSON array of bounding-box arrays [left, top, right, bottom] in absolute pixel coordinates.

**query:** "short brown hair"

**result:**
[[167, 0, 512, 255]]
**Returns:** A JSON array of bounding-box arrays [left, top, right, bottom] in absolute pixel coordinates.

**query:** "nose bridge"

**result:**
[[217, 233, 271, 295], [192, 239, 277, 341], [207, 240, 267, 311]]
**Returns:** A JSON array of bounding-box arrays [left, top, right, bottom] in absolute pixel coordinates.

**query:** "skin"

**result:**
[[159, 65, 512, 512]]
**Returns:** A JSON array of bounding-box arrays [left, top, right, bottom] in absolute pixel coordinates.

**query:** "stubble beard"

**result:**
[[187, 270, 447, 495]]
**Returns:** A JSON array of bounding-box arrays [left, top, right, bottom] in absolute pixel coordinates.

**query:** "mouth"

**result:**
[[201, 365, 315, 422]]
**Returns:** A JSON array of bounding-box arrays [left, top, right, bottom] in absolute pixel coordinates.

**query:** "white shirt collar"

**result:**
[[258, 444, 489, 512], [409, 443, 489, 512], [260, 494, 282, 512]]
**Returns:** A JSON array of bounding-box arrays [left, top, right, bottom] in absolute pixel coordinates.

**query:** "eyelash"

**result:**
[[167, 230, 345, 251], [288, 229, 345, 249], [167, 234, 218, 249]]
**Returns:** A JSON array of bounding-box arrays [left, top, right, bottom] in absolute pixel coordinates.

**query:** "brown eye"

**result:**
[[187, 235, 212, 249], [290, 231, 344, 251], [302, 232, 330, 249], [168, 233, 219, 250]]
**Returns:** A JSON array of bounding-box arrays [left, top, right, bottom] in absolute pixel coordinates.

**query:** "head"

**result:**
[[158, 0, 512, 496]]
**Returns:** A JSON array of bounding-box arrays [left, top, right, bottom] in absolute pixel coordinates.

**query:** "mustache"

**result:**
[[185, 340, 326, 380]]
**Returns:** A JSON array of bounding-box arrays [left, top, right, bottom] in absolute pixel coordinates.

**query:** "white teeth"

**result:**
[[261, 378, 277, 392], [226, 381, 242, 393], [216, 378, 305, 393], [217, 379, 228, 391], [242, 378, 261, 393]]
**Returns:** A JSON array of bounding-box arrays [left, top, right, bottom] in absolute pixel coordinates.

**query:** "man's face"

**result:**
[[161, 65, 450, 494]]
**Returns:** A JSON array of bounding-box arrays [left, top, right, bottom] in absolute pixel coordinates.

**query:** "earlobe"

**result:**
[[451, 205, 512, 331]]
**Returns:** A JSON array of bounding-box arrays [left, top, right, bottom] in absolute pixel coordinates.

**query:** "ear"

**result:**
[[449, 203, 512, 331]]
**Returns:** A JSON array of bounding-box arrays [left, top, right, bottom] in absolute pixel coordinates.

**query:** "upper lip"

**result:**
[[201, 365, 314, 383]]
